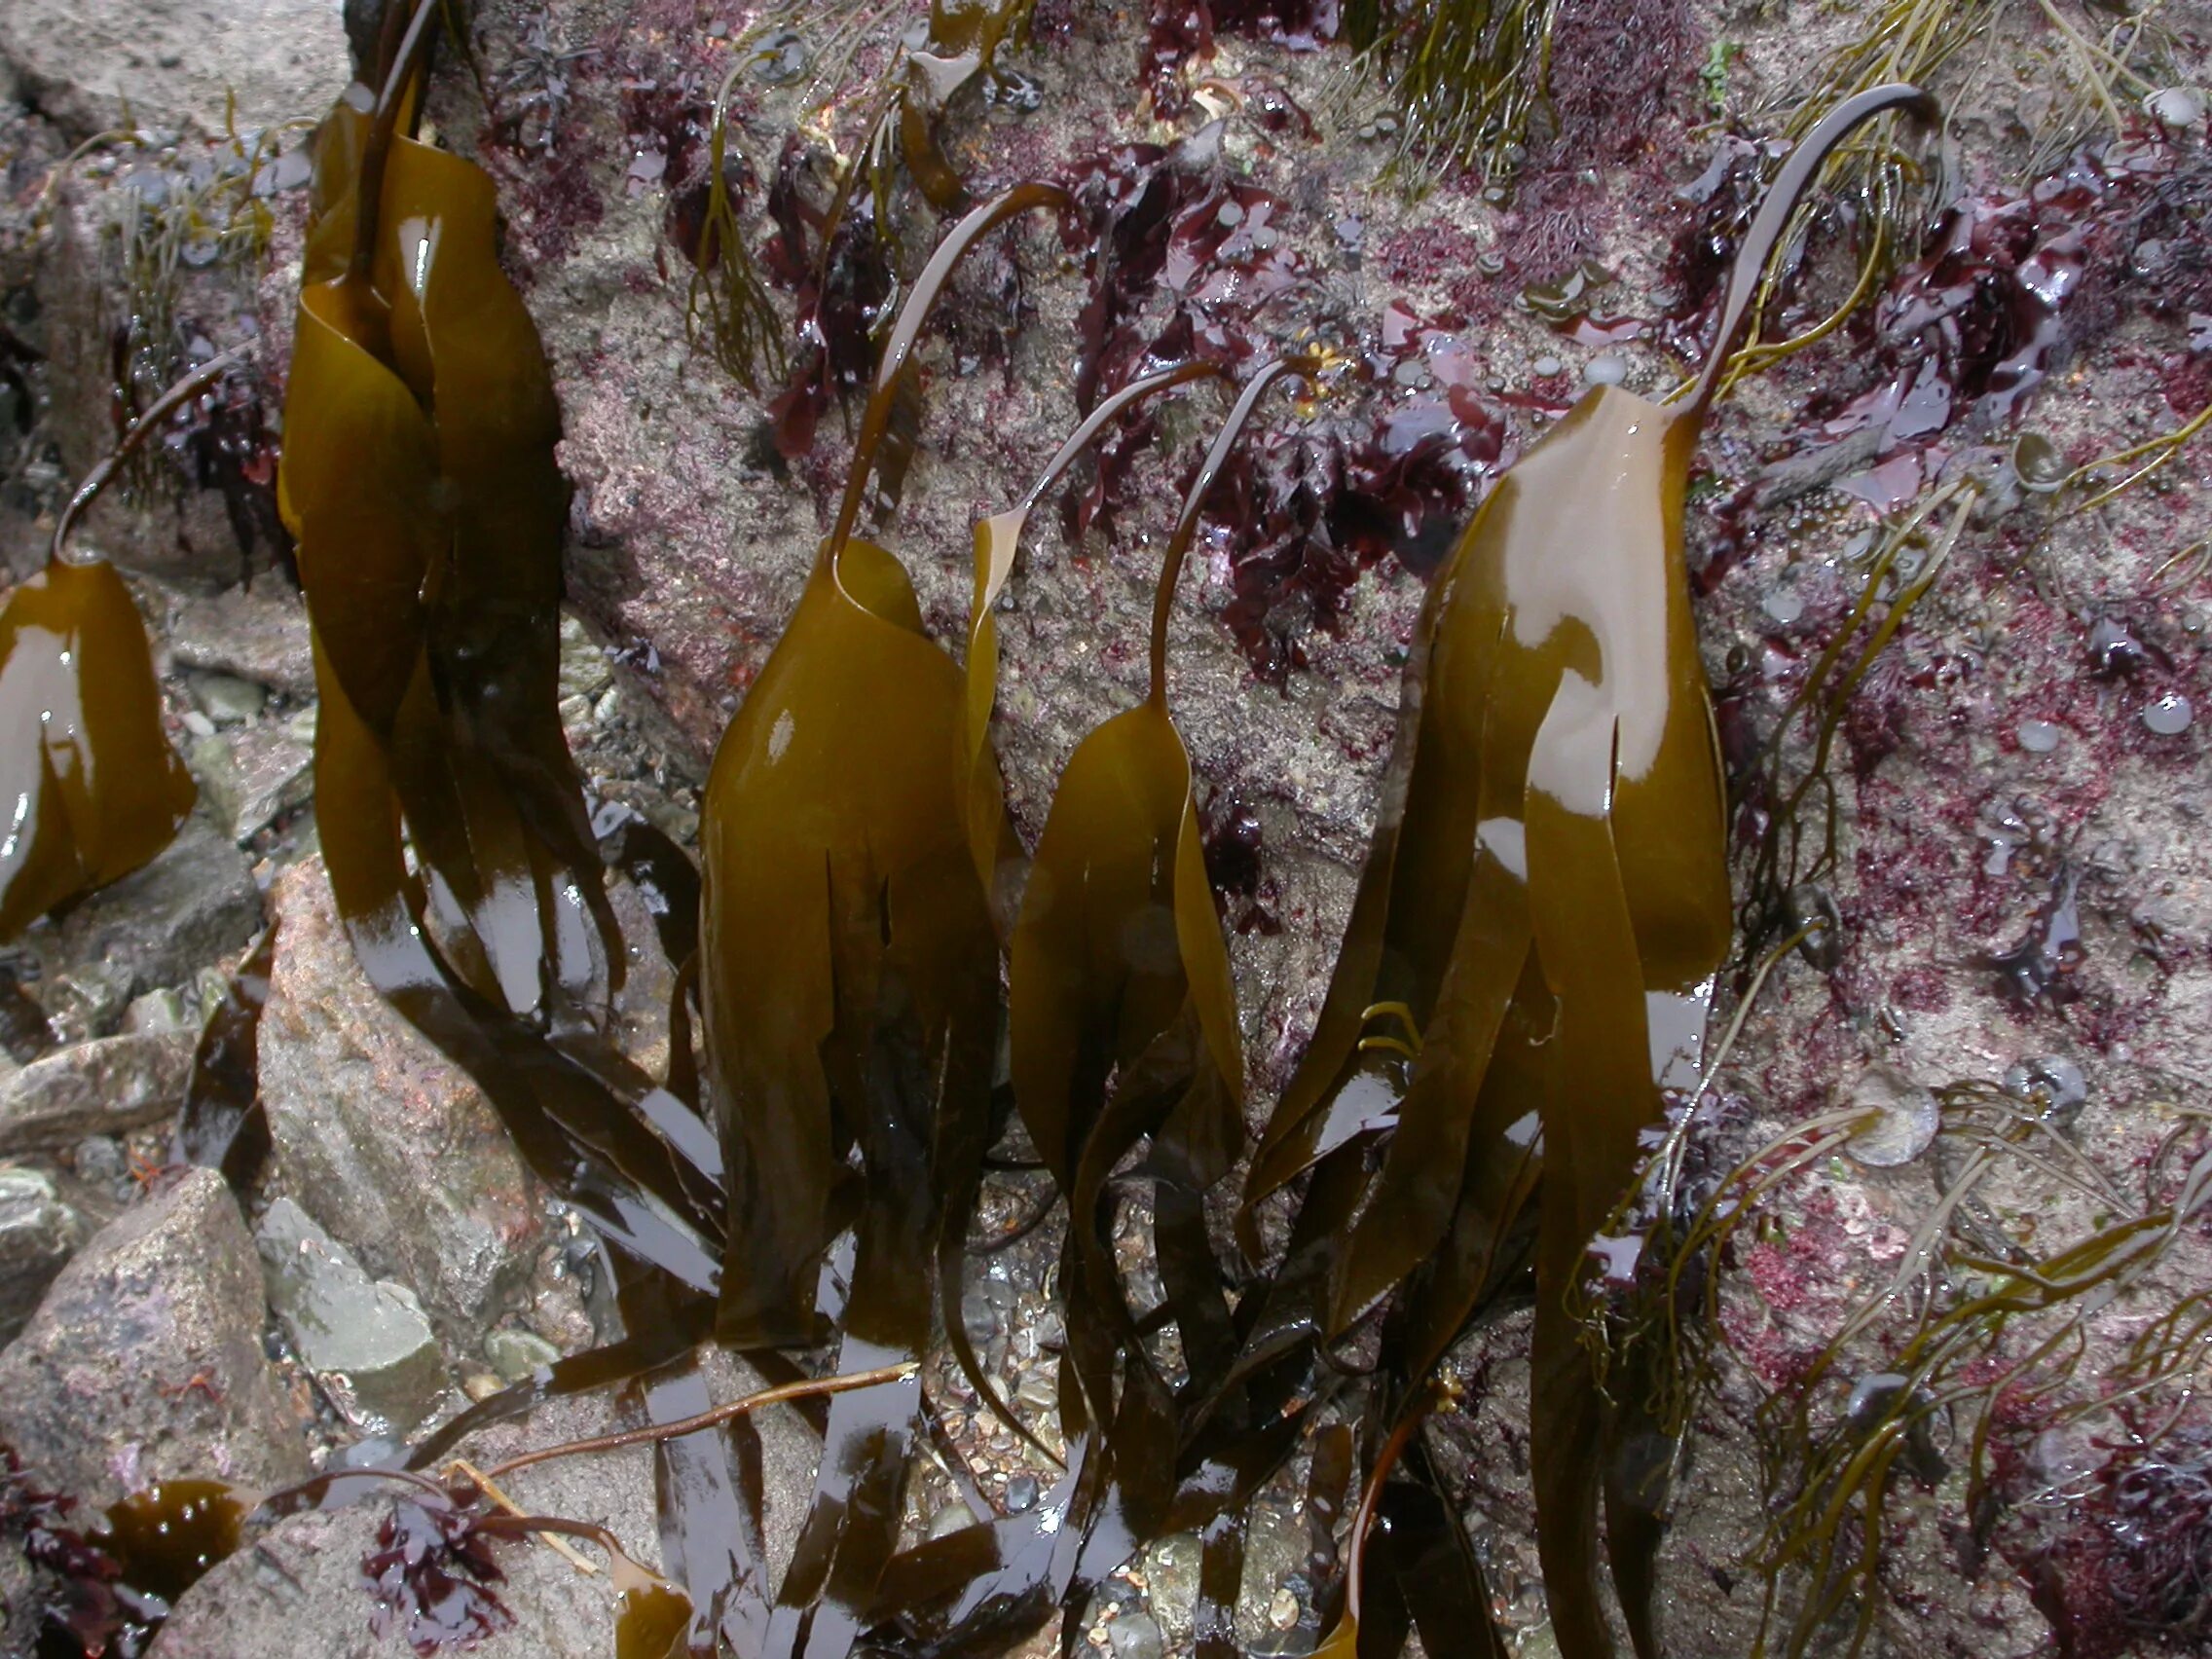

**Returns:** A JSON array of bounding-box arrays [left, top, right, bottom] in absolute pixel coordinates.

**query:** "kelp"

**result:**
[[1235, 84, 1935, 1659], [0, 355, 211, 941], [695, 180, 1065, 1658], [279, 0, 617, 1022], [173, 925, 277, 1191]]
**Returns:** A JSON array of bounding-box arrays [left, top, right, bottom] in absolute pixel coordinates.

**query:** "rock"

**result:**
[[0, 1029, 197, 1155], [255, 1199, 448, 1438], [0, 1164, 82, 1346], [191, 718, 314, 842], [0, 1167, 306, 1505], [482, 1327, 561, 1384], [122, 986, 195, 1035], [258, 858, 544, 1336], [146, 1503, 611, 1659], [166, 582, 316, 700], [149, 1356, 717, 1659], [45, 814, 262, 1009], [33, 958, 137, 1046], [190, 673, 267, 725], [1107, 1611, 1164, 1659], [0, 0, 348, 138]]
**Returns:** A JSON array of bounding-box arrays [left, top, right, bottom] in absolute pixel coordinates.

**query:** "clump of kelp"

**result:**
[[37, 9, 2179, 1653], [217, 30, 1949, 1656]]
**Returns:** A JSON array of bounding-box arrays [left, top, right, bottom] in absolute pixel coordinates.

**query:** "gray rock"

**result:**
[[258, 858, 544, 1337], [0, 1164, 83, 1346], [190, 673, 267, 725], [146, 1503, 610, 1659], [192, 720, 314, 842], [255, 1199, 448, 1437], [1107, 1611, 1165, 1659], [34, 958, 137, 1046], [47, 813, 262, 1008], [0, 1028, 197, 1155], [0, 0, 348, 137], [166, 583, 316, 700], [122, 986, 194, 1035], [0, 1167, 306, 1505]]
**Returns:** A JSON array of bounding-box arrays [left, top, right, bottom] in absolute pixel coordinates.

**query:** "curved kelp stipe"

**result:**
[[1237, 84, 1935, 1659], [696, 182, 1065, 1659], [279, 23, 617, 1023], [960, 359, 1230, 907]]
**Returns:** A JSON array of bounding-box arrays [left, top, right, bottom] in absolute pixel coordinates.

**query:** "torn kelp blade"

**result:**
[[281, 87, 613, 1018], [0, 557, 196, 940]]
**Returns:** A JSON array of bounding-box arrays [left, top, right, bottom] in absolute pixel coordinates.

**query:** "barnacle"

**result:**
[[1238, 84, 1933, 1659]]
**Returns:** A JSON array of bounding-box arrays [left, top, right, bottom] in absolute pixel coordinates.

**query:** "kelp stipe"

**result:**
[[279, 0, 617, 1021], [1010, 356, 1312, 1476], [1237, 83, 1936, 1659], [0, 352, 219, 940], [694, 182, 1064, 1659]]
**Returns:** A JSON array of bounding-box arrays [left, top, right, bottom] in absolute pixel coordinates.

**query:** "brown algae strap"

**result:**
[[1150, 355, 1319, 706], [348, 0, 444, 286], [823, 181, 1070, 571], [1684, 81, 1936, 416], [53, 343, 254, 564], [480, 1361, 916, 1481]]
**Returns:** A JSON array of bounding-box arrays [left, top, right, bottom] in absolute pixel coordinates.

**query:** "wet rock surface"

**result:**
[[0, 0, 2206, 1651], [0, 1167, 305, 1505], [37, 816, 262, 1027], [258, 857, 545, 1336], [0, 1164, 79, 1346], [0, 1029, 197, 1155], [255, 1198, 448, 1437]]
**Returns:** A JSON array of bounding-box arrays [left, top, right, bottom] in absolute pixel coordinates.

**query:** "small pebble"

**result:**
[[2144, 87, 2205, 129], [1761, 588, 1804, 626], [1006, 1473, 1040, 1511], [1531, 354, 1563, 379], [2003, 1054, 2087, 1120], [2015, 719, 2062, 754], [2142, 693, 2194, 736], [1583, 353, 1628, 387], [1269, 1588, 1300, 1629]]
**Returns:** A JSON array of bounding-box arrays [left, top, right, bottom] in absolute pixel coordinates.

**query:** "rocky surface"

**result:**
[[0, 1165, 79, 1346], [258, 857, 548, 1338], [0, 1167, 305, 1505], [0, 1029, 197, 1155], [256, 1198, 449, 1437], [0, 0, 2206, 1653]]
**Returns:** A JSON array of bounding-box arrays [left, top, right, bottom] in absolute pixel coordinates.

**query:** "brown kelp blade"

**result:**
[[281, 58, 614, 1019], [0, 557, 196, 940], [961, 360, 1228, 904], [697, 183, 1066, 1659], [1239, 81, 1935, 1659]]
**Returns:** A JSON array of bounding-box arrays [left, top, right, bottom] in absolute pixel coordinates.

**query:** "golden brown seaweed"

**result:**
[[0, 558, 197, 940], [1240, 83, 1935, 1659], [279, 33, 614, 1019]]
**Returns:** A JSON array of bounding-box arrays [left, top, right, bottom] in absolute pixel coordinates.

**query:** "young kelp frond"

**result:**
[[1010, 354, 1310, 1542], [279, 3, 620, 1020], [1735, 474, 1977, 956], [1238, 85, 1931, 1659], [1351, 0, 1559, 189], [695, 182, 1065, 1659], [684, 66, 786, 392], [0, 356, 215, 939], [1750, 1134, 2212, 1659]]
